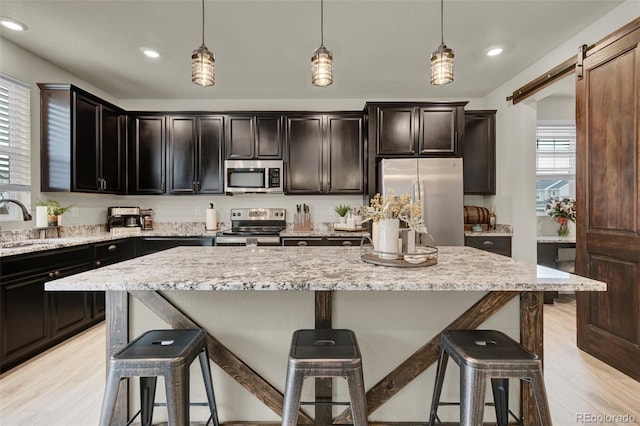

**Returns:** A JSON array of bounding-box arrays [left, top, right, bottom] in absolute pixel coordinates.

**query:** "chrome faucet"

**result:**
[[1, 199, 33, 221]]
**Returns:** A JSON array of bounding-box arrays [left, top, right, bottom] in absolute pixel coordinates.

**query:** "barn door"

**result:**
[[575, 23, 640, 380]]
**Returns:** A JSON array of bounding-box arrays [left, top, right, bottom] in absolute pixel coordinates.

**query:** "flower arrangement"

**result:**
[[545, 196, 576, 236], [364, 192, 427, 233], [545, 197, 576, 223]]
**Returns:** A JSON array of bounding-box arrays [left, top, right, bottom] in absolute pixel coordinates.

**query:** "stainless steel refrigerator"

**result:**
[[378, 158, 464, 246]]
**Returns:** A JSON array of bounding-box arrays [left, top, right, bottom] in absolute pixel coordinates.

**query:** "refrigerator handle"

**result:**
[[418, 179, 426, 225]]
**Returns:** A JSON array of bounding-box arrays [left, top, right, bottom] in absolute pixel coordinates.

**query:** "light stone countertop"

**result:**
[[537, 236, 577, 243], [45, 246, 606, 292]]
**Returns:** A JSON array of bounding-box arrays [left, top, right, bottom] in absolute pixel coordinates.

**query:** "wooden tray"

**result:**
[[333, 224, 365, 232]]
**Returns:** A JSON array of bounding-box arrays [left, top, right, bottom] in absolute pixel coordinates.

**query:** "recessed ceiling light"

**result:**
[[140, 47, 162, 59], [0, 17, 28, 32], [486, 47, 504, 57]]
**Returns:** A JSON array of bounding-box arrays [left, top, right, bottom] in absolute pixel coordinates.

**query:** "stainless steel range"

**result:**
[[215, 208, 286, 246]]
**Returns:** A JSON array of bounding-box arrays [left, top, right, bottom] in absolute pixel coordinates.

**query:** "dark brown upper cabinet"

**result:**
[[225, 114, 282, 159], [39, 84, 125, 193], [128, 114, 166, 194], [463, 110, 496, 195], [168, 115, 224, 194], [367, 102, 467, 157], [285, 113, 364, 195]]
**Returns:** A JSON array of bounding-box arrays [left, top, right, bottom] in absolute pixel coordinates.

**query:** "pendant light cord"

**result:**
[[201, 0, 205, 45], [320, 0, 324, 46], [440, 0, 444, 45]]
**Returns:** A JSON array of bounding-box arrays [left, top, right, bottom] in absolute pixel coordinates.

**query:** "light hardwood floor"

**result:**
[[0, 294, 638, 425]]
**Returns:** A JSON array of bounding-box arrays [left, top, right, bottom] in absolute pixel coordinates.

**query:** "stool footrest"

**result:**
[[300, 401, 351, 406]]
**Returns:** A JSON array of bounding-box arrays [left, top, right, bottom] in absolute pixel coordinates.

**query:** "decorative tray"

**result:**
[[359, 238, 438, 268], [333, 224, 365, 232]]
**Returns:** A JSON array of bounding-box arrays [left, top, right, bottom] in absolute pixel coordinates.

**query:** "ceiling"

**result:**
[[0, 0, 625, 100]]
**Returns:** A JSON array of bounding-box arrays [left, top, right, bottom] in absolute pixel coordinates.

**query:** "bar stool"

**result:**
[[99, 329, 220, 426], [428, 329, 552, 426], [282, 329, 368, 426]]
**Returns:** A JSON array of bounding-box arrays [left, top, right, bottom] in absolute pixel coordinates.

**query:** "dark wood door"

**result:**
[[576, 24, 640, 380], [375, 106, 415, 155], [285, 115, 323, 194], [417, 105, 460, 156], [226, 116, 254, 159], [100, 105, 124, 193], [168, 116, 197, 193], [129, 115, 165, 194], [73, 93, 100, 192], [463, 110, 496, 194], [198, 116, 224, 193], [0, 277, 49, 368], [325, 114, 364, 194], [255, 115, 282, 159]]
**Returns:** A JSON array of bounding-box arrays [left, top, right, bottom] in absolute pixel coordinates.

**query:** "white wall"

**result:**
[[481, 0, 639, 263]]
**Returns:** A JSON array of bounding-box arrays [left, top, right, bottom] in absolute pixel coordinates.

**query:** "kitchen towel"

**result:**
[[206, 208, 218, 230]]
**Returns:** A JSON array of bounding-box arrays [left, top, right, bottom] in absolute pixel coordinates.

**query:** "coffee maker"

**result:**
[[107, 207, 142, 234]]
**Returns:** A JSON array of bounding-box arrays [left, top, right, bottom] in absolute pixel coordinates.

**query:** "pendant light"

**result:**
[[191, 0, 215, 87], [430, 0, 454, 85], [311, 0, 333, 87]]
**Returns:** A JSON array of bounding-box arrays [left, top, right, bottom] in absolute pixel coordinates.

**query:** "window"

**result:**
[[536, 120, 576, 211], [0, 73, 31, 221]]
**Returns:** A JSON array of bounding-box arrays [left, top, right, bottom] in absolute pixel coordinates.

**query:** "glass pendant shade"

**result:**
[[430, 43, 454, 85], [192, 44, 215, 87], [311, 45, 333, 87]]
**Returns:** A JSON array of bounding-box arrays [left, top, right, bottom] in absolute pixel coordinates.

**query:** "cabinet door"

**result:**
[[417, 106, 459, 156], [463, 111, 496, 194], [50, 291, 89, 339], [198, 117, 224, 193], [376, 107, 415, 155], [256, 115, 282, 159], [73, 93, 100, 191], [129, 115, 165, 194], [325, 114, 364, 194], [286, 116, 323, 194], [100, 105, 124, 193], [226, 116, 254, 159], [168, 117, 197, 193], [0, 277, 49, 369]]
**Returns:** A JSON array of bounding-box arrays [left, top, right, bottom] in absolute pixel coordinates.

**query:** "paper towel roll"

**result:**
[[206, 208, 218, 230], [36, 206, 48, 228]]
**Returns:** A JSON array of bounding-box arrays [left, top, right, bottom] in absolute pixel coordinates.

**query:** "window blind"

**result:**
[[536, 122, 576, 180], [0, 73, 31, 192]]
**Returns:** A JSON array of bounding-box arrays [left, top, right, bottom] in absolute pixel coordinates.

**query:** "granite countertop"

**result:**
[[537, 236, 576, 243], [45, 246, 606, 292], [464, 231, 513, 237]]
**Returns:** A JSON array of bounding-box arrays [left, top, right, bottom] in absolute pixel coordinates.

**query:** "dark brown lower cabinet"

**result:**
[[464, 236, 512, 257], [282, 236, 364, 247]]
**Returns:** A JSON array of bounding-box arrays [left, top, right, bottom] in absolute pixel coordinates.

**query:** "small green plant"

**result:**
[[334, 204, 350, 217], [37, 199, 74, 216]]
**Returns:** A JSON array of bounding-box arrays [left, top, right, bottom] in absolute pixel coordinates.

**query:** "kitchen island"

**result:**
[[46, 246, 605, 425]]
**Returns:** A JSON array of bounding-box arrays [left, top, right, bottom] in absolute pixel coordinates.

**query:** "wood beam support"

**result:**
[[334, 291, 519, 423], [315, 291, 333, 425], [129, 290, 314, 424], [520, 291, 544, 426]]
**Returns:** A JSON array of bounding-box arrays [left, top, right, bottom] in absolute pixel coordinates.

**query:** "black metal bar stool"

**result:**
[[428, 329, 552, 426], [99, 329, 220, 426], [281, 329, 368, 426]]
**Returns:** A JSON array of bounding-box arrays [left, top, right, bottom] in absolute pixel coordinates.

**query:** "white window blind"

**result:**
[[535, 121, 576, 211], [0, 73, 31, 192]]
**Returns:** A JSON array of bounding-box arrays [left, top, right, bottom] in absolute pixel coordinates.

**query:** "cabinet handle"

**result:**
[[297, 241, 308, 246], [108, 244, 117, 252], [96, 260, 102, 267], [342, 241, 353, 246], [482, 241, 494, 247], [48, 271, 54, 278], [102, 178, 107, 190], [49, 270, 61, 278]]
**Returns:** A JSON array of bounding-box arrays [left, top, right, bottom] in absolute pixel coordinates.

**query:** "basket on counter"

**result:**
[[359, 236, 438, 268]]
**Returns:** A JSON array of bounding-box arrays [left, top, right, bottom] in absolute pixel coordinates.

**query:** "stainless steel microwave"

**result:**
[[224, 160, 283, 193]]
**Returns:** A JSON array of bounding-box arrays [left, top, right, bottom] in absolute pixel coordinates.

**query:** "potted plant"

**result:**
[[37, 199, 73, 227], [334, 204, 350, 224]]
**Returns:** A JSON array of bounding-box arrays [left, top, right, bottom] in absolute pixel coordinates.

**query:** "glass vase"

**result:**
[[557, 221, 569, 237]]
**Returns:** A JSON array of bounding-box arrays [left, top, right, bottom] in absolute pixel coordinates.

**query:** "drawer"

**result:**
[[282, 238, 326, 247], [1, 245, 91, 282], [326, 237, 363, 247], [465, 236, 512, 257], [93, 239, 136, 267]]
